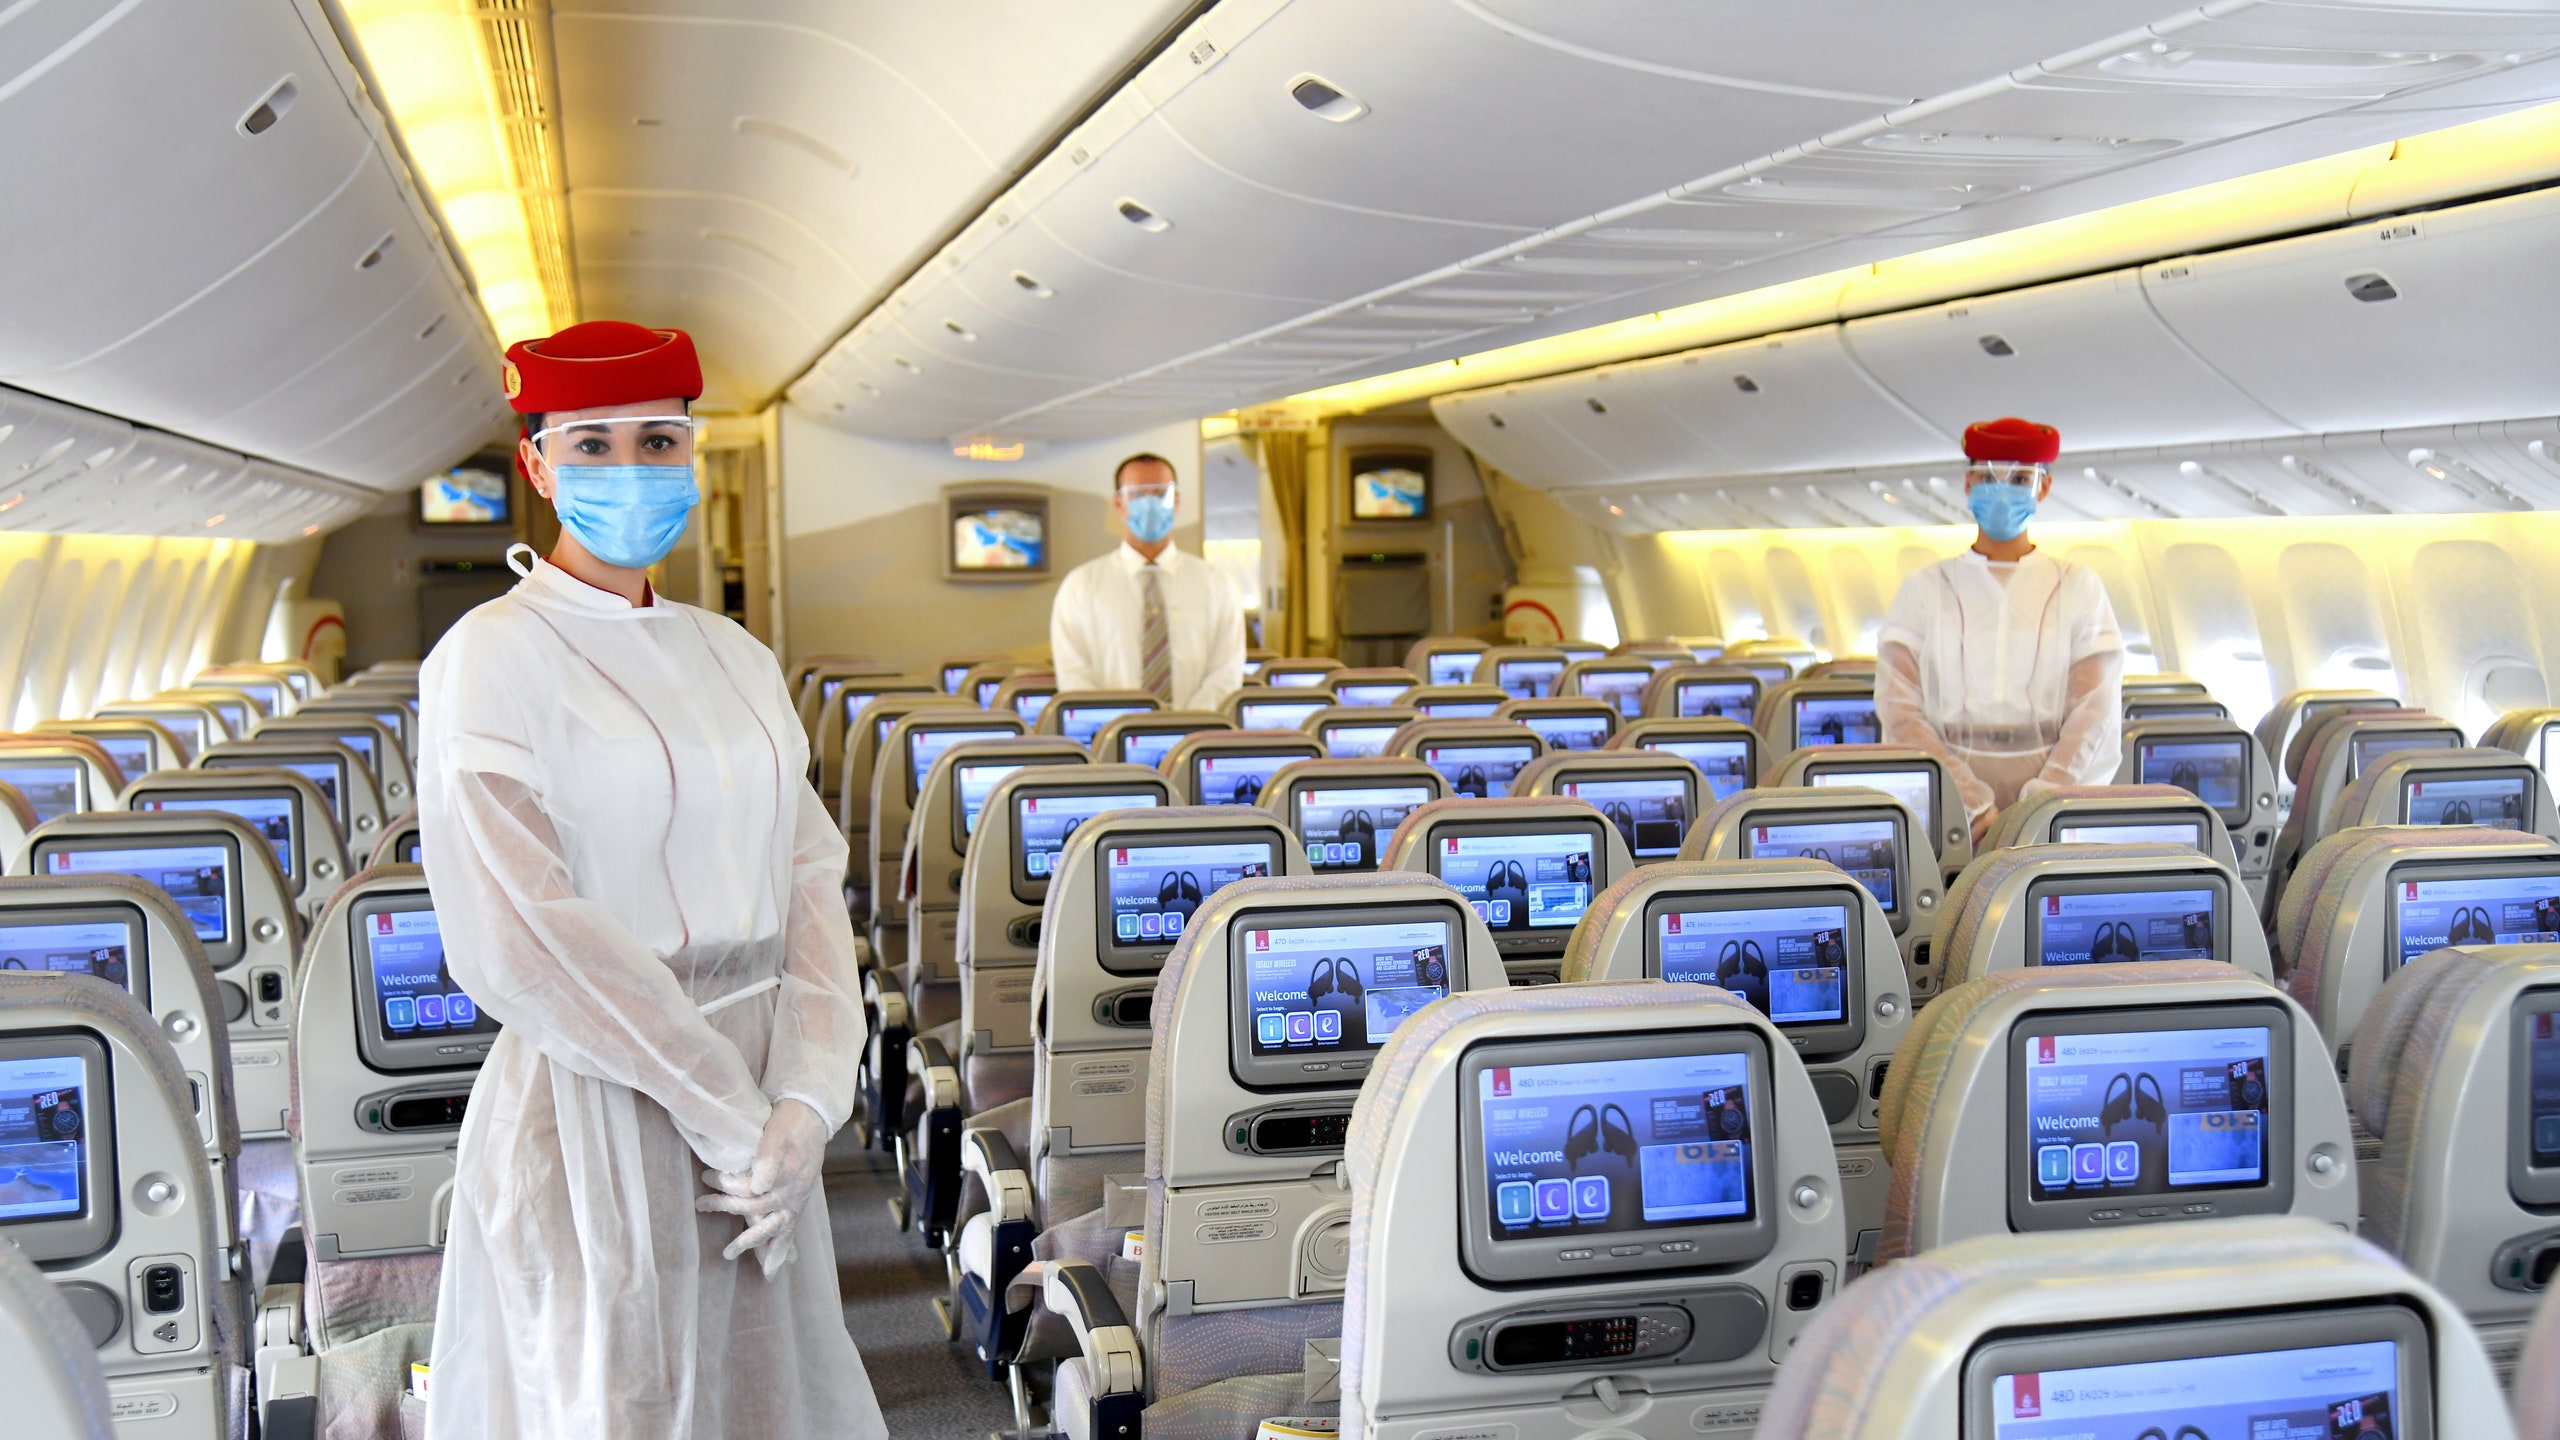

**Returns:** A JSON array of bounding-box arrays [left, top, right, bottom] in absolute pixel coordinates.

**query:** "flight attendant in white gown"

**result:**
[[417, 320, 885, 1439]]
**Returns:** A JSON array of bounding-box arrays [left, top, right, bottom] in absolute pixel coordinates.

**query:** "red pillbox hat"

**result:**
[[502, 321, 702, 414], [1962, 417, 2061, 464]]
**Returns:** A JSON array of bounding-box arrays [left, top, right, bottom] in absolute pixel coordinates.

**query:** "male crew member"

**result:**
[[1050, 453, 1246, 710]]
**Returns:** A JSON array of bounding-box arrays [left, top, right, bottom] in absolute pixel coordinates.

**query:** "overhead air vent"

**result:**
[[2345, 272, 2399, 303], [1011, 271, 1055, 298], [356, 234, 396, 270], [1978, 334, 2015, 357], [1117, 199, 1171, 233], [1289, 74, 1368, 123], [944, 320, 977, 342], [1733, 374, 1760, 394], [240, 77, 297, 137], [1585, 397, 1607, 415], [891, 356, 922, 375]]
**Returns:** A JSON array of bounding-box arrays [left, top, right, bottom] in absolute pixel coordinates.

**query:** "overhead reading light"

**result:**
[[1117, 198, 1172, 233], [944, 320, 978, 342], [1289, 74, 1368, 123], [2345, 272, 2399, 303], [1011, 271, 1055, 298], [952, 439, 1026, 461], [1977, 334, 2015, 357]]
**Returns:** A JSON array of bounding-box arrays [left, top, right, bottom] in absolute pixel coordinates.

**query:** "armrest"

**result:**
[[876, 987, 910, 1032], [1043, 1260, 1143, 1398], [254, 1290, 317, 1440], [910, 1036, 961, 1110], [962, 1127, 1034, 1225]]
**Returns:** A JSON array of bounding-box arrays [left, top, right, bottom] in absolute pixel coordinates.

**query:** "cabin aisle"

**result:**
[[826, 1149, 1018, 1440]]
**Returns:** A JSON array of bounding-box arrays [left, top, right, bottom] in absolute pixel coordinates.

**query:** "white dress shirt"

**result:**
[[1050, 542, 1246, 712]]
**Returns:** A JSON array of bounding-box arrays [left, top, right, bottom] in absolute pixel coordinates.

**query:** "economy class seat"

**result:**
[[0, 734, 129, 825], [1640, 662, 1763, 725], [121, 768, 347, 929], [1160, 730, 1322, 809], [366, 814, 420, 870], [1402, 636, 1488, 690], [198, 738, 384, 857], [96, 699, 231, 766], [1685, 785, 1942, 995], [1387, 716, 1548, 799], [2112, 716, 2281, 906], [1379, 794, 1628, 986], [1341, 979, 1843, 1440], [1610, 716, 1760, 807], [1931, 841, 2272, 995], [194, 668, 297, 721], [1262, 756, 1446, 874], [1258, 658, 1342, 691], [35, 717, 188, 788], [2270, 708, 2465, 913], [1395, 683, 1508, 720], [836, 688, 966, 928], [1307, 705, 1419, 759], [290, 694, 415, 766], [991, 670, 1060, 727], [1982, 783, 2244, 876], [1223, 686, 1332, 734], [2325, 746, 2560, 840], [1561, 858, 1908, 1271], [1036, 873, 1509, 1440], [865, 703, 1021, 963], [1556, 656, 1654, 719], [961, 660, 1026, 709], [1762, 744, 1969, 880], [1322, 667, 1419, 710], [1514, 746, 1711, 864], [1039, 691, 1163, 751], [1754, 676, 1882, 757], [1092, 710, 1226, 769], [1495, 695, 1622, 753], [2265, 689, 2402, 816], [1474, 645, 1572, 700], [0, 1239, 115, 1440], [0, 780, 33, 865], [249, 714, 411, 816]]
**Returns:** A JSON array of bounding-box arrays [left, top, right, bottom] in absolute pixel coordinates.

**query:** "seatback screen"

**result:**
[[134, 794, 295, 880], [1794, 696, 1880, 747], [1561, 777, 1690, 858], [909, 727, 1016, 796], [2403, 774, 2528, 827], [956, 761, 1026, 836], [1982, 1338, 2404, 1440], [1494, 659, 1564, 699], [396, 834, 423, 864], [1645, 737, 1751, 801], [2021, 1023, 2272, 1203], [1013, 691, 1054, 723], [2138, 738, 2247, 818], [2390, 868, 2560, 962], [1238, 698, 1328, 730], [2351, 730, 2456, 777], [1059, 705, 1147, 746], [2035, 886, 2219, 964], [1519, 713, 1610, 752], [0, 918, 135, 993], [1297, 785, 1429, 872], [1481, 1048, 1757, 1240], [1656, 903, 1848, 1025], [1321, 723, 1401, 759], [1104, 840, 1275, 950], [1811, 768, 1932, 832], [1422, 742, 1537, 798], [1015, 791, 1161, 879], [1420, 699, 1502, 718], [1267, 671, 1332, 689], [2128, 699, 2227, 721], [1578, 670, 1647, 718], [365, 907, 497, 1043], [315, 729, 377, 767], [1435, 830, 1595, 934], [941, 663, 973, 694], [1335, 682, 1410, 708], [975, 679, 1004, 707], [1676, 681, 1756, 723], [89, 735, 155, 782], [1195, 751, 1303, 807], [2055, 819, 2204, 851], [1427, 652, 1483, 686], [0, 1051, 92, 1224], [1241, 917, 1450, 1059], [0, 762, 82, 823], [1118, 728, 1192, 767], [1746, 818, 1899, 915], [43, 844, 229, 944], [2522, 1000, 2560, 1178]]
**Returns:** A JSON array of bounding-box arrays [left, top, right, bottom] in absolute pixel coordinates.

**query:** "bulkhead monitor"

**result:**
[[2349, 729, 2459, 780], [1459, 1029, 1776, 1285], [2027, 874, 2228, 965], [0, 903, 147, 1002], [2386, 860, 2560, 966], [1794, 695, 1880, 748], [1194, 749, 1306, 807], [85, 734, 156, 785], [1230, 901, 1456, 1089], [133, 789, 300, 888], [1518, 712, 1611, 752], [0, 759, 83, 824], [1118, 726, 1202, 768], [1012, 690, 1056, 724], [1320, 720, 1402, 759], [2401, 769, 2532, 828], [1808, 764, 1935, 839], [0, 1032, 117, 1262], [1642, 887, 1861, 1055], [906, 723, 1019, 801], [1009, 785, 1165, 902], [2053, 814, 2206, 852], [351, 890, 499, 1073], [2136, 735, 2251, 827], [1560, 772, 1694, 860], [1429, 819, 1602, 954], [1578, 669, 1648, 718], [2511, 988, 2560, 1206], [1057, 703, 1148, 747], [953, 760, 1028, 845], [1421, 739, 1538, 798], [37, 835, 240, 967], [1293, 783, 1431, 874], [1335, 681, 1410, 708], [1237, 697, 1329, 731], [1097, 829, 1281, 973], [1742, 810, 1903, 919], [1642, 735, 1752, 802], [2009, 1001, 2293, 1232], [1494, 658, 1565, 700], [1426, 651, 1485, 687], [1964, 1305, 2428, 1440], [1675, 679, 1758, 724], [1420, 699, 1502, 719]]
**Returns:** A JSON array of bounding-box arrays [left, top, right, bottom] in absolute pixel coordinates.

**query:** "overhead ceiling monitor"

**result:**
[[1101, 827, 1283, 973], [350, 888, 498, 1074], [0, 903, 146, 1000], [1348, 448, 1430, 521], [1010, 781, 1166, 903], [1230, 901, 1455, 1091], [0, 1032, 117, 1262]]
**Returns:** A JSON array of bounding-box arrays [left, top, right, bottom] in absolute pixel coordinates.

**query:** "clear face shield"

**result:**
[[526, 413, 699, 470], [1962, 460, 2049, 494], [522, 412, 702, 571]]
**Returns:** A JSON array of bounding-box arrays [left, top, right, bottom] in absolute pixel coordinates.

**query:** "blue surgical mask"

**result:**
[[551, 464, 698, 569], [1124, 490, 1176, 544], [1968, 482, 2037, 543]]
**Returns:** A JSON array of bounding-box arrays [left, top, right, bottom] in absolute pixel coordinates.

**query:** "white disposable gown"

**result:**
[[416, 559, 883, 1439], [1876, 548, 2126, 825]]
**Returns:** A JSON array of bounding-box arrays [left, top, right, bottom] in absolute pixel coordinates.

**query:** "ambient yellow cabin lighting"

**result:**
[[339, 0, 571, 345], [952, 439, 1026, 461], [1245, 97, 2560, 421]]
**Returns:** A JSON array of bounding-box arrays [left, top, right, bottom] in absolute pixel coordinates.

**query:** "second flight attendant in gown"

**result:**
[[417, 321, 885, 1438]]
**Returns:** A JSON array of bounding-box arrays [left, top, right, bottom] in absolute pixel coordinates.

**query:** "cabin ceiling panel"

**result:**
[[0, 385, 371, 543]]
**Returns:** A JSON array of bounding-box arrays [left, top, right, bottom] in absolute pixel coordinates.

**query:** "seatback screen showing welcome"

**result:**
[[956, 761, 1026, 835], [44, 845, 229, 943], [1242, 918, 1450, 1058], [1984, 1338, 2404, 1440], [1794, 696, 1880, 747], [0, 1051, 91, 1224], [1015, 791, 1160, 878], [1478, 1051, 1754, 1240], [365, 907, 497, 1042], [1746, 819, 1897, 914], [2020, 1025, 2271, 1203], [2036, 887, 2218, 964], [1423, 743, 1536, 798], [1104, 840, 1274, 947], [2391, 870, 2560, 961], [2404, 774, 2528, 827], [1298, 785, 1430, 872], [1437, 831, 1594, 932], [1655, 903, 1848, 1026]]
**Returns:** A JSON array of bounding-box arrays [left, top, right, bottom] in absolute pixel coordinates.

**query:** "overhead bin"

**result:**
[[0, 385, 365, 542]]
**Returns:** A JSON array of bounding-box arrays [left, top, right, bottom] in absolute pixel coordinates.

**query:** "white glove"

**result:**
[[695, 1097, 829, 1279]]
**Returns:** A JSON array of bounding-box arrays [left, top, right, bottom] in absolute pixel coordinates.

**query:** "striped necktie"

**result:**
[[1140, 561, 1172, 701]]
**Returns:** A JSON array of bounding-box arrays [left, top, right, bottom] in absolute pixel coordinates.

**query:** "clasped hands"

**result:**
[[694, 1096, 829, 1279]]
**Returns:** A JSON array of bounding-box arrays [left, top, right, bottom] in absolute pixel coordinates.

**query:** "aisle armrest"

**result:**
[[1044, 1260, 1144, 1399], [962, 1127, 1034, 1227]]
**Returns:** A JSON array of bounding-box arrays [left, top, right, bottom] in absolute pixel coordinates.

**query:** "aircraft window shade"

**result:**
[[1427, 653, 1485, 686], [37, 839, 235, 960], [2350, 730, 2458, 779], [1420, 700, 1503, 719], [1964, 1305, 2426, 1440], [1194, 751, 1302, 807], [1810, 766, 1934, 836], [2027, 875, 2228, 965], [1675, 681, 1757, 723], [88, 735, 154, 782], [1644, 738, 1753, 801], [906, 726, 1016, 800], [2008, 1002, 2294, 1233], [1496, 660, 1564, 699], [0, 1032, 116, 1262], [1058, 704, 1147, 745], [1561, 775, 1693, 858], [1744, 813, 1902, 917], [2136, 737, 2251, 826], [1795, 696, 1881, 748], [1011, 789, 1162, 902], [1336, 682, 1410, 708], [1294, 785, 1430, 873], [2400, 771, 2531, 827], [1458, 1030, 1778, 1284], [1098, 835, 1277, 972], [1581, 671, 1647, 717], [1237, 698, 1329, 730], [2511, 989, 2560, 1207], [1321, 722, 1402, 758], [0, 904, 146, 1002], [1421, 741, 1537, 798], [1229, 903, 1455, 1088], [2386, 862, 2560, 965], [1012, 691, 1055, 722], [1644, 889, 1862, 1055], [133, 791, 299, 887], [351, 891, 498, 1073], [1432, 822, 1602, 950], [0, 762, 83, 824], [1521, 714, 1611, 751], [953, 761, 1026, 839]]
